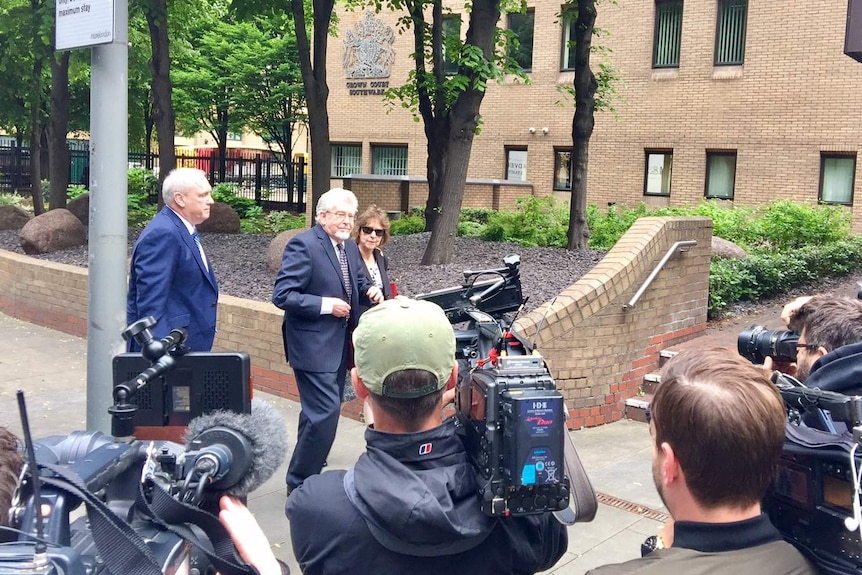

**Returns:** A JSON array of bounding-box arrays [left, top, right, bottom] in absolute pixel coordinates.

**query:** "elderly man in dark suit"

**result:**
[[273, 188, 383, 494], [127, 168, 218, 352]]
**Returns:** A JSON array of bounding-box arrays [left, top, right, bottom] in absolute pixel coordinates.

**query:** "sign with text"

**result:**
[[56, 0, 114, 51]]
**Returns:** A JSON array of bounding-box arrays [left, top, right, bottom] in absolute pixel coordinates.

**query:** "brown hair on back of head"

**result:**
[[653, 347, 785, 510], [0, 427, 23, 530], [789, 296, 862, 353]]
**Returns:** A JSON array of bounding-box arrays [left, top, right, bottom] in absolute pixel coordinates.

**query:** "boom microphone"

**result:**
[[182, 398, 288, 498]]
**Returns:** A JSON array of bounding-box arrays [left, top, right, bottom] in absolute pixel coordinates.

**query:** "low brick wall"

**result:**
[[514, 216, 713, 428], [0, 215, 711, 427], [341, 174, 535, 213]]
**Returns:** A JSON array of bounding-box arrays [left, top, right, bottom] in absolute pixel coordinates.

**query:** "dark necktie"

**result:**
[[337, 243, 352, 301]]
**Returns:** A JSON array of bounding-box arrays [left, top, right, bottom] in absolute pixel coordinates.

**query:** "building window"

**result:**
[[715, 0, 747, 65], [653, 0, 683, 68], [443, 14, 462, 75], [644, 150, 673, 196], [554, 149, 572, 190], [226, 132, 243, 141], [561, 16, 576, 71], [371, 145, 408, 176], [705, 151, 737, 199], [507, 9, 535, 71], [820, 154, 856, 205], [505, 148, 528, 181], [331, 144, 361, 178]]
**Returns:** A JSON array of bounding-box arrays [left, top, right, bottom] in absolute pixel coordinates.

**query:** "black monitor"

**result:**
[[112, 352, 252, 430]]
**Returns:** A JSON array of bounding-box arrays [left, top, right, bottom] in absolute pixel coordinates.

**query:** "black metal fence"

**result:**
[[0, 144, 306, 213]]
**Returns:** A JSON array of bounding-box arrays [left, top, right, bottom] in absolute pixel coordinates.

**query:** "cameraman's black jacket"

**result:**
[[285, 418, 568, 575], [804, 340, 862, 395]]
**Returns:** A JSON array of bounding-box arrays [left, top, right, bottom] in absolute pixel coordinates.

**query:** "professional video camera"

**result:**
[[737, 325, 800, 364], [417, 255, 576, 518], [0, 318, 286, 575]]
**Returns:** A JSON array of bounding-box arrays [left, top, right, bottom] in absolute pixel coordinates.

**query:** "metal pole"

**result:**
[[87, 0, 128, 433]]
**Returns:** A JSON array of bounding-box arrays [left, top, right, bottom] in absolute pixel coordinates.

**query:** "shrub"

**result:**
[[66, 185, 88, 201], [240, 210, 305, 234], [129, 205, 158, 230], [389, 214, 425, 235], [211, 183, 257, 218], [128, 168, 158, 201], [0, 192, 24, 207], [458, 220, 485, 237], [748, 200, 850, 250], [586, 203, 650, 249], [482, 196, 568, 247]]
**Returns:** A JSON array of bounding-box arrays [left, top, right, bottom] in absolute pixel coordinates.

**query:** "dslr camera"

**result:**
[[737, 325, 800, 364], [417, 255, 571, 517]]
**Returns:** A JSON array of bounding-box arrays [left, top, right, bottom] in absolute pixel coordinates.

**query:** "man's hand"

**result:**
[[332, 299, 351, 318], [366, 286, 384, 304], [218, 496, 282, 575], [760, 356, 797, 380], [781, 296, 813, 327]]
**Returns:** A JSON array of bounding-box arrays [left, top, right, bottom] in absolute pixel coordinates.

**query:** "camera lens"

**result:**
[[737, 325, 799, 364]]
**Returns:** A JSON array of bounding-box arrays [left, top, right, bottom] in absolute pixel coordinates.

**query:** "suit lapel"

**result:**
[[165, 208, 217, 291], [316, 225, 348, 300]]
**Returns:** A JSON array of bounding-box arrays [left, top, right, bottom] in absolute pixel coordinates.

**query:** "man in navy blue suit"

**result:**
[[127, 168, 218, 352], [273, 188, 383, 493]]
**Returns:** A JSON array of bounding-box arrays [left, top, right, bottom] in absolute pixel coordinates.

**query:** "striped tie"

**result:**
[[337, 243, 352, 301], [193, 230, 208, 271]]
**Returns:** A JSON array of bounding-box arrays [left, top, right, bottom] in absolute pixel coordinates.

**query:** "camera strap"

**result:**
[[557, 430, 598, 524], [138, 480, 261, 575], [38, 462, 164, 575]]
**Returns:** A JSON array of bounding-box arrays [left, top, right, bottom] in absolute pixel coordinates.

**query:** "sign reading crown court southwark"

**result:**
[[342, 11, 395, 96]]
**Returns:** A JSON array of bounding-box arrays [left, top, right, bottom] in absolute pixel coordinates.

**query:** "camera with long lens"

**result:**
[[737, 325, 800, 364], [0, 318, 278, 575], [417, 255, 571, 517]]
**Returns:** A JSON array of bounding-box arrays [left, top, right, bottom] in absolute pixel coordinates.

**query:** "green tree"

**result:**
[[378, 0, 526, 264]]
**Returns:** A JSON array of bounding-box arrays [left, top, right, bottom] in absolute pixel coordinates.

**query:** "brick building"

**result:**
[[327, 2, 862, 230]]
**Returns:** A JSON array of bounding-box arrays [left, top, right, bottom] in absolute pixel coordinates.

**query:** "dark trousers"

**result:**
[[285, 346, 348, 489]]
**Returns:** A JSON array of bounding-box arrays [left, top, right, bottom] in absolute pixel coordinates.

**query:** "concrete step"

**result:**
[[624, 393, 652, 423], [642, 372, 661, 395], [658, 349, 677, 367]]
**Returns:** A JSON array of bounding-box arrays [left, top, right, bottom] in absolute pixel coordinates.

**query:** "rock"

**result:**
[[67, 193, 90, 226], [712, 236, 747, 260], [19, 209, 87, 255], [267, 228, 308, 273], [197, 202, 241, 234], [0, 205, 32, 230]]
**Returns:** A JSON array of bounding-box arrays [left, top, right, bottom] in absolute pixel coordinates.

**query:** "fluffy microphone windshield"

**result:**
[[183, 398, 288, 497]]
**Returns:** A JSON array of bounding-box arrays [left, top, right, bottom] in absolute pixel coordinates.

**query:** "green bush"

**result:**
[[66, 185, 88, 201], [211, 183, 257, 218], [458, 220, 486, 237], [459, 207, 495, 224], [240, 210, 305, 234], [389, 214, 425, 235], [481, 196, 568, 247], [128, 168, 158, 201], [0, 192, 25, 207], [586, 203, 650, 249], [129, 205, 158, 230], [748, 200, 850, 250]]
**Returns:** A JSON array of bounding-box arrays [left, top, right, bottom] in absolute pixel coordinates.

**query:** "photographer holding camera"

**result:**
[[589, 348, 816, 574], [285, 297, 568, 575], [780, 295, 862, 394]]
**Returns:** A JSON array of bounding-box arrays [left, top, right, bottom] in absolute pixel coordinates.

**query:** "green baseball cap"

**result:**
[[353, 297, 455, 398]]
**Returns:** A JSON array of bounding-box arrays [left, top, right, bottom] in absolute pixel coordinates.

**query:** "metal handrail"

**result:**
[[623, 240, 698, 311]]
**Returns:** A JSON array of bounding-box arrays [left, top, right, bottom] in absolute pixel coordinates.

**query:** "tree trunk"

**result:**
[[216, 106, 228, 181], [47, 51, 71, 210], [145, 93, 154, 169], [146, 0, 177, 202], [566, 0, 597, 251], [291, 0, 333, 214], [29, 56, 45, 215], [420, 0, 499, 264]]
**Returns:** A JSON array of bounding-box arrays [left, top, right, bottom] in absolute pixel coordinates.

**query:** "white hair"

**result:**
[[161, 168, 211, 205], [315, 188, 358, 222]]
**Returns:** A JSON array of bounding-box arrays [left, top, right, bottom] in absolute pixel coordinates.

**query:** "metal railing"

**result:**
[[623, 240, 698, 311]]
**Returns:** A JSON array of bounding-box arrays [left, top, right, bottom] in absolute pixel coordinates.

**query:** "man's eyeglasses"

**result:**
[[328, 211, 356, 221], [795, 342, 817, 351], [360, 226, 385, 237]]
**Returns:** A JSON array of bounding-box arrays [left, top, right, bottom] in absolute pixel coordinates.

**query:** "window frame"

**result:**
[[442, 14, 462, 75], [704, 150, 738, 200], [371, 144, 408, 176], [507, 9, 536, 72], [560, 15, 576, 71], [505, 146, 529, 181], [819, 153, 856, 206], [643, 149, 674, 196], [652, 0, 683, 69], [330, 143, 362, 178], [714, 0, 747, 66], [553, 148, 573, 190]]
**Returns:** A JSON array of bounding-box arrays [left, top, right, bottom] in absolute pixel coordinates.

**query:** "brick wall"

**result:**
[[326, 2, 862, 232], [0, 216, 711, 427], [514, 216, 712, 428]]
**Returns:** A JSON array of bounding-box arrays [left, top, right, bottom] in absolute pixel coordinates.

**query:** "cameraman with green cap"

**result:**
[[285, 296, 568, 575]]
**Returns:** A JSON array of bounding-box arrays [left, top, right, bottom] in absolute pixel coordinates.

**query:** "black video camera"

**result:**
[[0, 318, 267, 575], [737, 325, 800, 364], [417, 255, 570, 517]]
